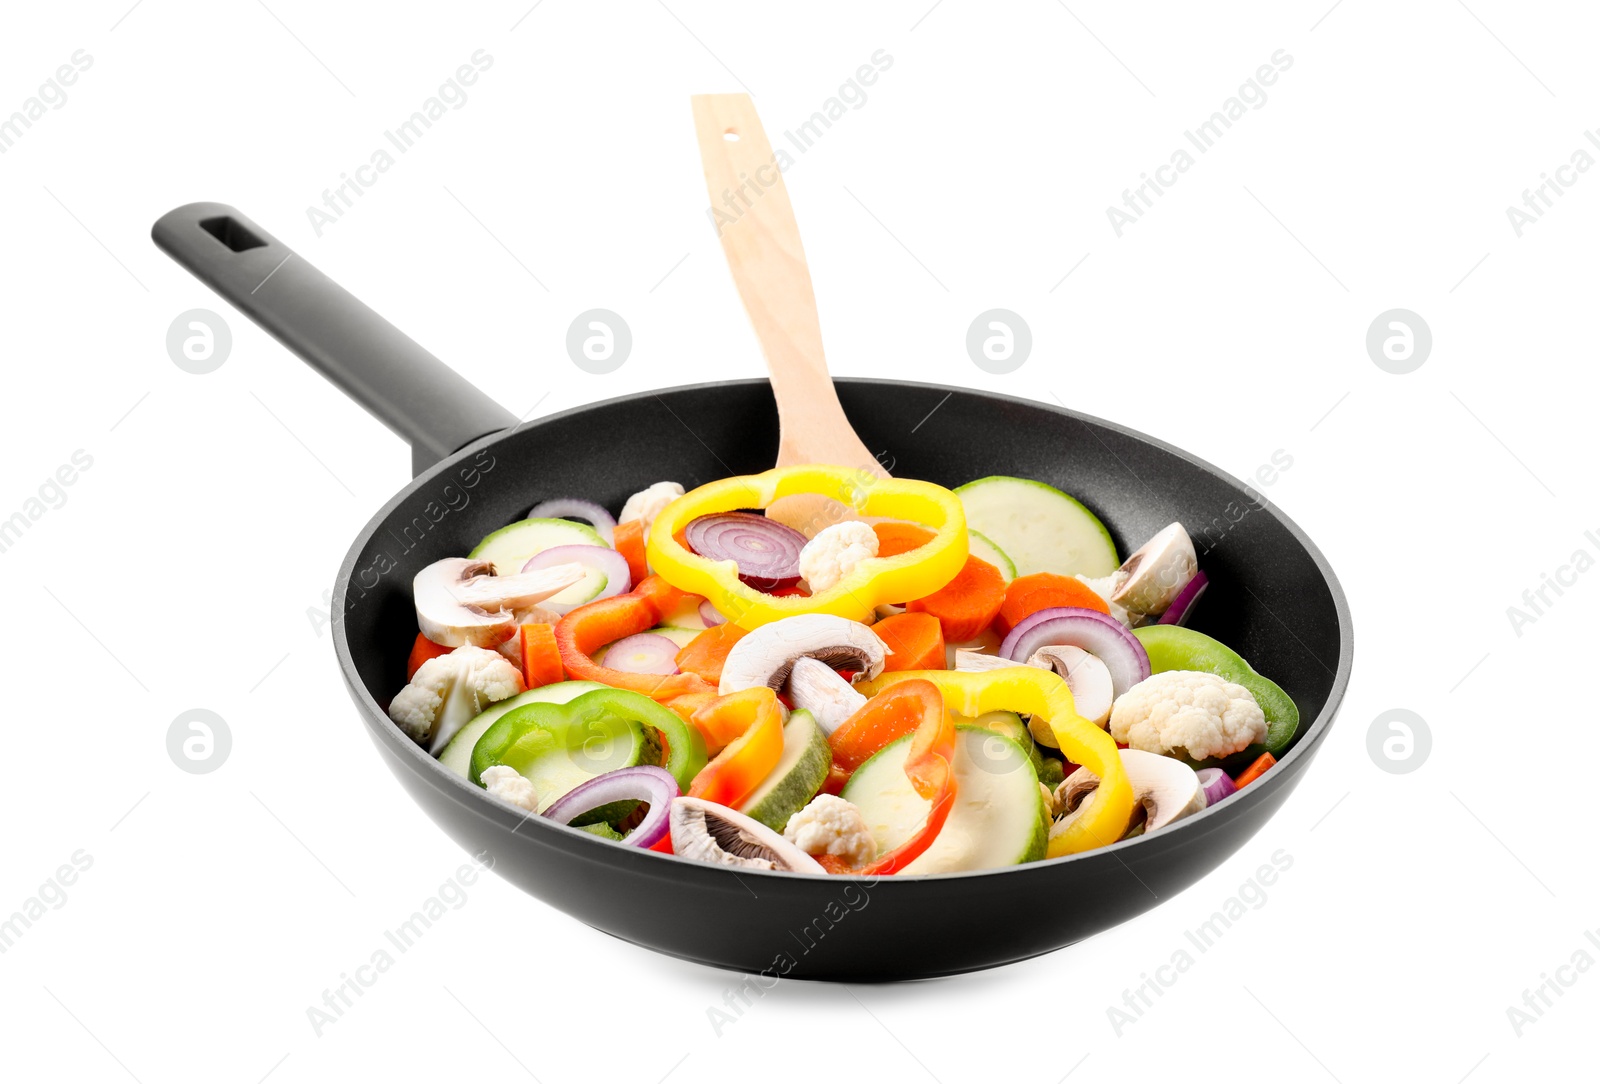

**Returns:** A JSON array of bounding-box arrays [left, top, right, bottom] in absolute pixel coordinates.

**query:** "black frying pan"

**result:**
[[152, 202, 1353, 981]]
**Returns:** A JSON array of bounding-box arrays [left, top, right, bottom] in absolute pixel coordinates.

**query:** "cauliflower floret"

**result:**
[[480, 765, 539, 812], [797, 521, 879, 593], [1075, 571, 1132, 627], [388, 645, 524, 755], [783, 794, 876, 866], [1109, 670, 1266, 761], [619, 481, 685, 538]]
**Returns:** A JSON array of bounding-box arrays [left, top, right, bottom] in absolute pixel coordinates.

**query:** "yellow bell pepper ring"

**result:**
[[645, 465, 969, 630], [856, 667, 1136, 858]]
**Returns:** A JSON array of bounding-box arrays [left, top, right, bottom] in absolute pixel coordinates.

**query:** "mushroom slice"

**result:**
[[954, 649, 1039, 674], [787, 656, 867, 735], [668, 797, 825, 873], [1053, 749, 1206, 840], [1110, 523, 1198, 621], [414, 557, 585, 648], [1026, 645, 1114, 727], [717, 614, 887, 695]]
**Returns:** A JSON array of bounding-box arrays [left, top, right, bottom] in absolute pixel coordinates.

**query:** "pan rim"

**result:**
[[333, 376, 1354, 884]]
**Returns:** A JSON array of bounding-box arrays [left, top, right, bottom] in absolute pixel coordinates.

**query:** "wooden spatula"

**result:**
[[691, 93, 889, 533]]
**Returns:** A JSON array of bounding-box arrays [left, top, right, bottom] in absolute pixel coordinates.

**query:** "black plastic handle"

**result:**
[[151, 203, 516, 475]]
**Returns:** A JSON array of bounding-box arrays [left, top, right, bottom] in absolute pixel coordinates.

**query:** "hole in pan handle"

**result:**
[[150, 202, 517, 476]]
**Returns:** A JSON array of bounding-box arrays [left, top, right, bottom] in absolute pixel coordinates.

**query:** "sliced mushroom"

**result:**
[[718, 614, 887, 695], [668, 796, 825, 873], [414, 557, 585, 647], [954, 649, 1039, 673], [1026, 645, 1114, 727], [787, 656, 866, 734], [1110, 523, 1198, 621], [1053, 749, 1206, 840]]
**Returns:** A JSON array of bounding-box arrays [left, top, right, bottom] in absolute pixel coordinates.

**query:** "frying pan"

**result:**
[[151, 202, 1352, 981]]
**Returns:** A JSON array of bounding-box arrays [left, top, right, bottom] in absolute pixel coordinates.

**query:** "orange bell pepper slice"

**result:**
[[555, 576, 715, 701], [687, 688, 785, 808], [673, 622, 748, 685]]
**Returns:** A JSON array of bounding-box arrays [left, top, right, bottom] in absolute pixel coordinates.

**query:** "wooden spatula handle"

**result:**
[[690, 93, 886, 477]]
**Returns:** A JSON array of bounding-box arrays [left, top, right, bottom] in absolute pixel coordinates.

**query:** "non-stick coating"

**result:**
[[333, 378, 1352, 980]]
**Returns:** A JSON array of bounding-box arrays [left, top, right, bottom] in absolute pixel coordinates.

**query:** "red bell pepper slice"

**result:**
[[555, 576, 716, 701]]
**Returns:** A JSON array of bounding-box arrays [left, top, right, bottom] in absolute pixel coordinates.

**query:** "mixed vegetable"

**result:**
[[386, 467, 1298, 876]]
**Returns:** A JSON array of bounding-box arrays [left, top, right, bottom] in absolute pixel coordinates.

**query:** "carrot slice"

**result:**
[[674, 622, 748, 685], [406, 633, 453, 679], [994, 572, 1111, 637], [1233, 751, 1276, 788], [612, 518, 649, 588], [873, 612, 946, 672], [519, 623, 564, 688], [907, 556, 1006, 642], [872, 521, 936, 558]]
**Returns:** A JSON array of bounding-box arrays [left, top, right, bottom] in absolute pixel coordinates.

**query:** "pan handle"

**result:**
[[151, 202, 517, 475]]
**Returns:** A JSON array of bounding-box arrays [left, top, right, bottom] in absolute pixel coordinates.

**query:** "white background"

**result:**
[[0, 1, 1591, 1080]]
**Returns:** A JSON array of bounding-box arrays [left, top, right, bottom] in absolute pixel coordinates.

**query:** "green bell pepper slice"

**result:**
[[469, 687, 708, 796], [1133, 625, 1300, 760]]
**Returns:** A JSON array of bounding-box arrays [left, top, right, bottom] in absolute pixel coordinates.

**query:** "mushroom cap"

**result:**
[[668, 796, 825, 873], [414, 557, 585, 647], [1110, 522, 1198, 618], [1026, 645, 1114, 727], [717, 614, 888, 695], [1054, 748, 1206, 840]]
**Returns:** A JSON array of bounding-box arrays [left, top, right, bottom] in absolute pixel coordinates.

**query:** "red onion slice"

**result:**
[[699, 599, 727, 626], [601, 633, 680, 675], [526, 498, 617, 546], [542, 765, 678, 848], [999, 606, 1151, 696], [522, 544, 631, 613], [1197, 766, 1236, 806], [1158, 570, 1209, 625], [684, 512, 806, 590]]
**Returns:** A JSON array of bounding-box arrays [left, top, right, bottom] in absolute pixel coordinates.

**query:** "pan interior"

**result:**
[[337, 380, 1344, 764]]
